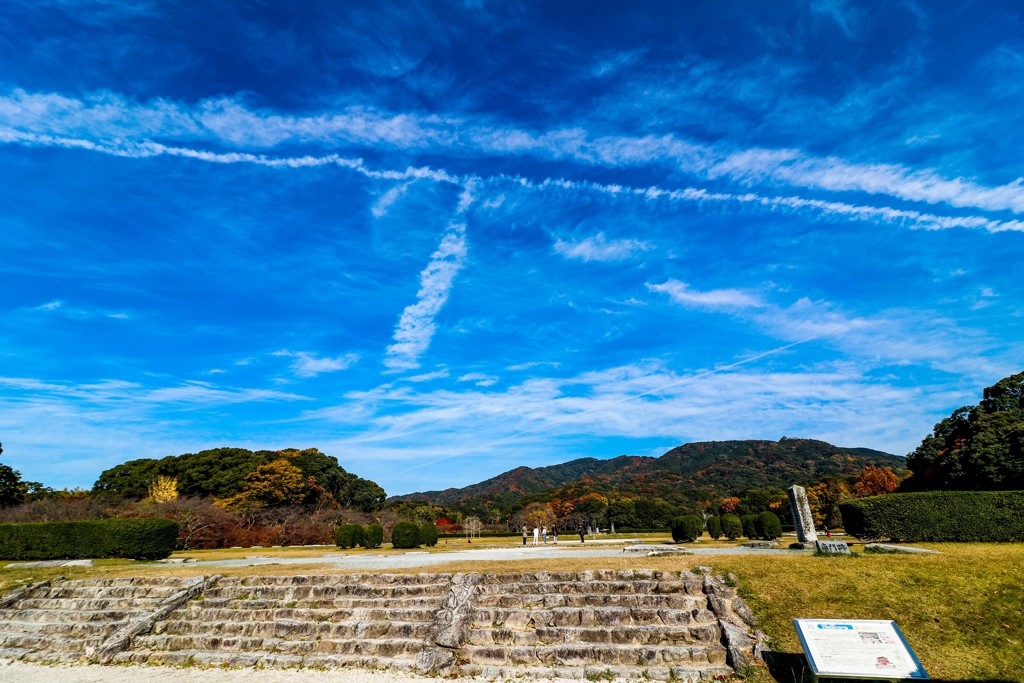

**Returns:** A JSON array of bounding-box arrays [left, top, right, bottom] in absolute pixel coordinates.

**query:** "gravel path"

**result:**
[[192, 543, 803, 570]]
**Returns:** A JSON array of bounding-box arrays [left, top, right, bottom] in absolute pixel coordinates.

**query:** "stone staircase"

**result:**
[[114, 573, 451, 670], [457, 569, 745, 681], [0, 576, 206, 662], [0, 569, 763, 680]]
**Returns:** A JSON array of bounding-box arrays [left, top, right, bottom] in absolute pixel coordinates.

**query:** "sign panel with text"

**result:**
[[794, 619, 928, 679]]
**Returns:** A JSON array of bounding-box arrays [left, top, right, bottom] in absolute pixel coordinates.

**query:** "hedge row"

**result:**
[[839, 490, 1024, 542], [0, 518, 179, 560]]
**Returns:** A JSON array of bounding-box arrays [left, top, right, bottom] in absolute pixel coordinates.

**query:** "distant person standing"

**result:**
[[553, 527, 559, 544], [578, 524, 585, 543], [533, 526, 540, 544], [522, 525, 528, 546], [542, 525, 548, 544]]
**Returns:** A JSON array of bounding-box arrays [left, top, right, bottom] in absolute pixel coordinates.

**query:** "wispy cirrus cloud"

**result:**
[[554, 232, 653, 262], [646, 280, 764, 311], [272, 350, 361, 378], [6, 87, 1024, 216], [457, 372, 498, 387], [648, 280, 1006, 381]]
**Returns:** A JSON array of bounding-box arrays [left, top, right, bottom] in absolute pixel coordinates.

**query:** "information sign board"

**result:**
[[794, 619, 928, 679]]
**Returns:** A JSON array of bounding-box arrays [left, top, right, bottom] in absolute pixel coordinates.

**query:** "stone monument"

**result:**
[[788, 485, 818, 549]]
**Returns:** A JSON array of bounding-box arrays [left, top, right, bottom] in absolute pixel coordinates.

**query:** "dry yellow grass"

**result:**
[[2, 541, 1021, 681]]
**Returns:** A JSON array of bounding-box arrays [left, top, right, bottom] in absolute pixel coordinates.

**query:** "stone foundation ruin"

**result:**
[[0, 569, 764, 681]]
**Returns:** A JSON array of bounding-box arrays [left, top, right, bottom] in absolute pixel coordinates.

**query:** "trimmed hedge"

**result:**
[[721, 514, 743, 540], [0, 518, 178, 560], [362, 524, 384, 549], [840, 490, 1024, 542], [391, 521, 421, 549], [755, 511, 782, 540], [419, 522, 439, 547], [670, 515, 704, 543]]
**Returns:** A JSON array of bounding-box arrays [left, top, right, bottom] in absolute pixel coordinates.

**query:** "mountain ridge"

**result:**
[[390, 438, 903, 507]]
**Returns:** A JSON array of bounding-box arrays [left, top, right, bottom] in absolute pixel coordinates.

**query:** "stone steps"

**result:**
[[461, 643, 729, 667], [471, 605, 718, 629], [0, 576, 203, 662], [133, 633, 423, 657], [13, 597, 169, 611], [457, 663, 736, 681], [0, 569, 763, 680], [112, 648, 417, 671], [205, 583, 448, 599], [152, 617, 431, 640], [0, 620, 125, 638], [0, 608, 148, 623], [164, 605, 440, 623], [475, 593, 707, 609], [467, 623, 722, 646], [185, 595, 443, 610]]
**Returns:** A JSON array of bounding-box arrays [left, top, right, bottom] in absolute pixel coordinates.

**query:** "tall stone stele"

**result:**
[[787, 485, 818, 549]]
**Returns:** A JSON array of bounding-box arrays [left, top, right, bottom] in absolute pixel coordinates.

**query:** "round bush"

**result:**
[[350, 523, 365, 548], [721, 514, 743, 540], [756, 511, 782, 540], [705, 516, 722, 540], [741, 514, 758, 539], [670, 515, 705, 543], [362, 523, 384, 549], [391, 521, 421, 549], [419, 522, 439, 547], [335, 523, 362, 549]]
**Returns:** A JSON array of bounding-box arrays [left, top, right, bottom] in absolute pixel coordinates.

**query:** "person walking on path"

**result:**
[[553, 526, 558, 544], [542, 525, 548, 544], [522, 525, 528, 546], [577, 524, 585, 543], [533, 526, 540, 544]]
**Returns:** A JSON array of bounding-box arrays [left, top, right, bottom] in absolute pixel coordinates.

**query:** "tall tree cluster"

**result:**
[[907, 371, 1024, 490]]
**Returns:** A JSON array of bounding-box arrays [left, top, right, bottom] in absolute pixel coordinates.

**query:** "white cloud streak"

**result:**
[[554, 232, 653, 262], [4, 87, 1024, 217], [647, 280, 764, 311], [384, 213, 470, 370], [272, 350, 361, 378]]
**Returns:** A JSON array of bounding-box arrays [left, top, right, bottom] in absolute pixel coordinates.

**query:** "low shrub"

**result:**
[[670, 515, 704, 543], [705, 516, 722, 540], [0, 518, 178, 560], [839, 490, 1024, 542], [419, 522, 439, 547], [391, 521, 421, 549], [721, 514, 743, 540], [756, 511, 782, 540], [362, 523, 384, 549], [335, 523, 363, 549]]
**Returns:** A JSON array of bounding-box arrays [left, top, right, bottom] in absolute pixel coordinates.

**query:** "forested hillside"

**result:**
[[93, 447, 385, 512], [390, 438, 903, 510]]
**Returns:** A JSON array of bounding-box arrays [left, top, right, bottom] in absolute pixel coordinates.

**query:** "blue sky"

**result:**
[[1, 1, 1022, 496]]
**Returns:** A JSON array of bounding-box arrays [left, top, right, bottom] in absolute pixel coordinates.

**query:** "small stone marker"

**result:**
[[788, 485, 818, 549], [816, 540, 851, 554]]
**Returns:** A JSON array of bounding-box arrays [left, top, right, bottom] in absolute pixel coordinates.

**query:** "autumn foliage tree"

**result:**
[[853, 466, 900, 497], [218, 459, 307, 510]]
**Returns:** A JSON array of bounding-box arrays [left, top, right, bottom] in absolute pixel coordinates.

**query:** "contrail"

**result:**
[[395, 336, 819, 474]]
